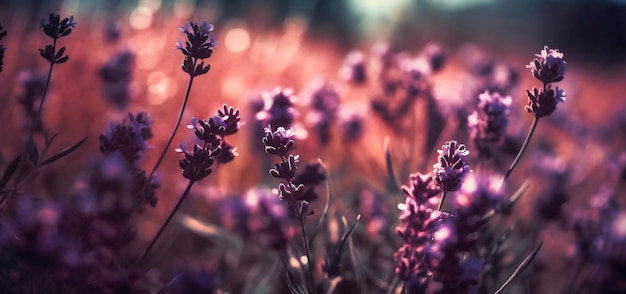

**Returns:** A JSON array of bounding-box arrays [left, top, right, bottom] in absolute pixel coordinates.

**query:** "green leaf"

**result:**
[[384, 137, 405, 202], [0, 155, 22, 192], [38, 137, 87, 167], [493, 240, 543, 294]]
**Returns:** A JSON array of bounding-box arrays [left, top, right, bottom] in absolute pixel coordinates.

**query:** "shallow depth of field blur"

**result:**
[[1, 0, 626, 293]]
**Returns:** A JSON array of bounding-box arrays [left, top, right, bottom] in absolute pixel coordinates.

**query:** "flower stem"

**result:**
[[148, 69, 196, 180], [298, 216, 316, 294], [437, 190, 448, 211], [504, 116, 539, 181], [138, 179, 195, 265], [36, 39, 56, 122]]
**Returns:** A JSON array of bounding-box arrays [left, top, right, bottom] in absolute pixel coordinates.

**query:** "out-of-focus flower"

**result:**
[[339, 51, 367, 84], [100, 112, 153, 166], [402, 173, 441, 204], [527, 46, 566, 84], [526, 85, 566, 118], [393, 244, 428, 286], [433, 141, 470, 192], [99, 50, 135, 109], [256, 87, 297, 130], [420, 42, 446, 73], [468, 91, 512, 155]]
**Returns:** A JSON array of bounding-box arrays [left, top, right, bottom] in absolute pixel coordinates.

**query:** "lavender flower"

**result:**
[[339, 51, 367, 84], [256, 87, 297, 130], [420, 42, 447, 73], [176, 21, 216, 77], [100, 112, 153, 166], [303, 80, 340, 145], [401, 173, 442, 204], [527, 46, 566, 84], [176, 143, 217, 181], [99, 50, 135, 109], [433, 141, 471, 192], [40, 13, 76, 40], [262, 126, 296, 157], [526, 85, 566, 118], [468, 91, 512, 155], [39, 14, 76, 64]]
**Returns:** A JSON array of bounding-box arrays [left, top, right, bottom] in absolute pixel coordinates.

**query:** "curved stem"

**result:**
[[298, 216, 316, 294], [36, 39, 56, 123], [437, 190, 448, 211], [138, 179, 195, 265], [504, 117, 539, 181], [148, 71, 196, 180]]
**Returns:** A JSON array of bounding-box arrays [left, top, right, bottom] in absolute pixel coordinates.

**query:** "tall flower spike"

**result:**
[[527, 45, 566, 84], [176, 21, 216, 77], [433, 141, 471, 192], [177, 143, 218, 181], [401, 173, 442, 204]]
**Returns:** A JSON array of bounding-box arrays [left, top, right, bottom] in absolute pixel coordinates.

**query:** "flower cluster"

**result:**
[[263, 126, 316, 217], [176, 21, 217, 77], [99, 50, 135, 109], [525, 46, 567, 118], [303, 80, 340, 146], [99, 112, 158, 209], [220, 188, 296, 250], [256, 87, 298, 131], [0, 23, 6, 72], [178, 104, 241, 181], [433, 141, 471, 192], [394, 172, 482, 293], [39, 13, 76, 64], [468, 91, 512, 157]]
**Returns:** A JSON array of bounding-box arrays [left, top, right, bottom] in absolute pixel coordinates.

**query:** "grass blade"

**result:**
[[384, 137, 404, 201], [493, 240, 543, 294], [0, 155, 22, 192], [311, 159, 332, 245], [39, 137, 87, 167]]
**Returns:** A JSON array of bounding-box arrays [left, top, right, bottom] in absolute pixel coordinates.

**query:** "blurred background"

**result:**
[[1, 0, 626, 293]]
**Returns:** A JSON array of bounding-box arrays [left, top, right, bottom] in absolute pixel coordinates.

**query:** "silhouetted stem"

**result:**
[[36, 38, 56, 123], [504, 117, 539, 181], [298, 216, 316, 294], [139, 179, 195, 265], [437, 190, 448, 211], [148, 66, 196, 180]]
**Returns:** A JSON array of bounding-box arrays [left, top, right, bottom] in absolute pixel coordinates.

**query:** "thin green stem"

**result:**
[[437, 190, 448, 211], [148, 69, 196, 180], [138, 179, 195, 265], [504, 116, 539, 181], [298, 216, 316, 294]]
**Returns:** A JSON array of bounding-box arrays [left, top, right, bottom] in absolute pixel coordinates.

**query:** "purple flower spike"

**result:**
[[433, 141, 471, 192], [527, 45, 566, 84], [468, 91, 512, 154], [177, 143, 217, 181], [402, 173, 442, 204]]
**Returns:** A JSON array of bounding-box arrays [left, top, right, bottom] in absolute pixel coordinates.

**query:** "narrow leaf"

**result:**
[[323, 215, 361, 278], [483, 180, 531, 222], [39, 137, 87, 167], [26, 138, 39, 164], [0, 155, 22, 191], [384, 137, 404, 201], [493, 240, 543, 294]]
